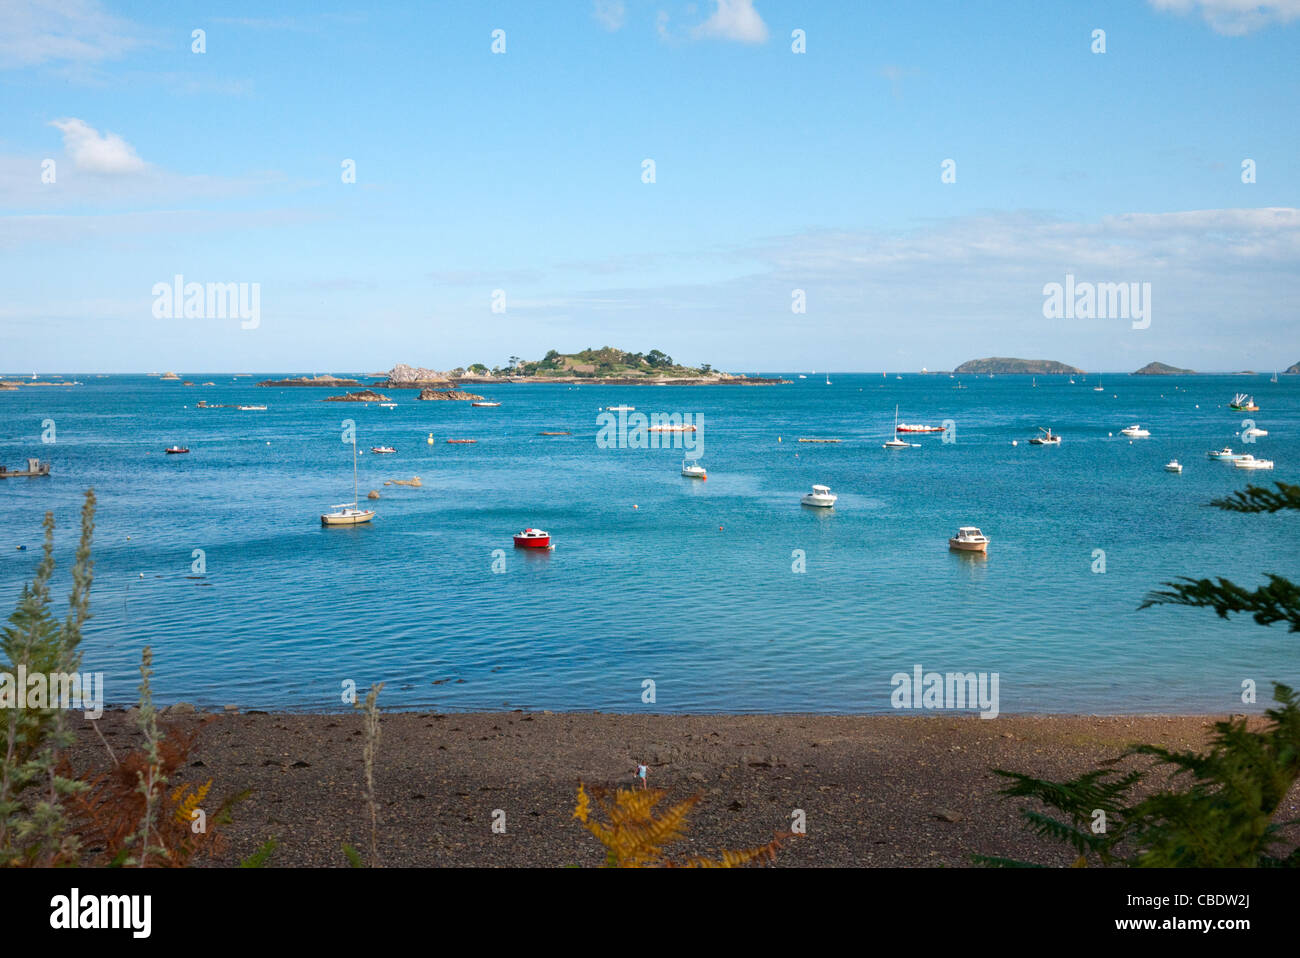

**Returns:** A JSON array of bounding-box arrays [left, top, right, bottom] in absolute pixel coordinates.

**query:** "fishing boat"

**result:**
[[321, 434, 375, 526], [0, 458, 51, 478], [1165, 460, 1183, 473], [1229, 393, 1259, 411], [513, 528, 551, 549], [897, 423, 946, 434], [800, 484, 837, 507], [883, 405, 916, 448], [1208, 447, 1246, 461], [164, 446, 190, 454], [370, 446, 396, 454], [472, 401, 501, 407], [948, 526, 989, 553], [1028, 427, 1061, 445], [681, 460, 707, 479], [1234, 455, 1274, 470], [1120, 425, 1150, 438]]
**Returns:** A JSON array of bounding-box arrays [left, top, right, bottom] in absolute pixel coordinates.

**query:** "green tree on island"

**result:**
[[985, 482, 1300, 868]]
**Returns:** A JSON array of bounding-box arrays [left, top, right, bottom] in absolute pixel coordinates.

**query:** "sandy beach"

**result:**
[[66, 710, 1296, 868]]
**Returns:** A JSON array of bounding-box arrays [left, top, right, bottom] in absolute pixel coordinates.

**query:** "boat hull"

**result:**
[[948, 538, 988, 552], [321, 510, 375, 526], [513, 535, 551, 548]]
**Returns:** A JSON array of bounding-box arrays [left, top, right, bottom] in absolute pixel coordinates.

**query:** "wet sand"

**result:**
[[68, 710, 1294, 867]]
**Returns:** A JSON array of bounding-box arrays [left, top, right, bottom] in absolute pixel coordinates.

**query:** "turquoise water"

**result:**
[[1, 373, 1296, 714]]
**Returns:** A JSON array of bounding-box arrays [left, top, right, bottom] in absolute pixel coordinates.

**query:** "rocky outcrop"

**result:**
[[417, 388, 484, 401], [1286, 361, 1300, 374], [376, 364, 456, 388], [953, 357, 1083, 375], [1133, 361, 1195, 375], [257, 375, 362, 387], [322, 389, 392, 402], [160, 371, 180, 380]]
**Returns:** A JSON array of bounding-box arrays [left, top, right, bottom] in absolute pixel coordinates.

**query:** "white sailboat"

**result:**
[[883, 405, 916, 449], [321, 433, 375, 526]]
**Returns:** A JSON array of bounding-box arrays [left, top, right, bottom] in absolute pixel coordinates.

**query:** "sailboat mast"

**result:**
[[352, 434, 359, 508]]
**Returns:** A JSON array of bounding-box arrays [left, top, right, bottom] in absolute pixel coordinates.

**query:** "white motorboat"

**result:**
[[1243, 426, 1268, 438], [1234, 455, 1274, 470], [1165, 460, 1182, 473], [604, 405, 635, 412], [1028, 427, 1061, 445], [1120, 424, 1150, 438], [681, 460, 707, 479], [948, 526, 989, 553], [1208, 447, 1245, 461], [801, 484, 837, 507], [378, 402, 397, 409], [472, 401, 501, 407]]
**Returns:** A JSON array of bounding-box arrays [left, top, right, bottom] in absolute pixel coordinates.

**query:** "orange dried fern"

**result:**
[[575, 783, 790, 868]]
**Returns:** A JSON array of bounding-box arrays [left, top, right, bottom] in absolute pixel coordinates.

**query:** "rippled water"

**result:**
[[1, 372, 1296, 713]]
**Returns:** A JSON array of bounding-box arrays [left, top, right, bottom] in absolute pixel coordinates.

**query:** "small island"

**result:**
[[259, 375, 363, 388], [322, 389, 392, 403], [1132, 361, 1195, 375], [1285, 361, 1300, 374], [374, 349, 790, 386], [952, 357, 1083, 375]]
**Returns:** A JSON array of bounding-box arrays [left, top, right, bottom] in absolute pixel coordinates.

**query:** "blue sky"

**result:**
[[1, 0, 1298, 372]]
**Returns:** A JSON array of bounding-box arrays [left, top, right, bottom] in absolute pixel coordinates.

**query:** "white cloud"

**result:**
[[49, 118, 147, 174], [0, 0, 141, 68], [1148, 0, 1300, 35], [593, 0, 627, 31], [692, 0, 769, 44]]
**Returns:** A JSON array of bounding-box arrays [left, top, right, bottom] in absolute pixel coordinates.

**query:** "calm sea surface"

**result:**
[[1, 372, 1296, 714]]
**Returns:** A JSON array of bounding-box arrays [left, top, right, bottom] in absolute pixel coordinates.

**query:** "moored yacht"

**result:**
[[1233, 455, 1274, 470], [801, 484, 837, 507], [948, 526, 989, 553], [681, 459, 707, 479], [1120, 424, 1150, 438]]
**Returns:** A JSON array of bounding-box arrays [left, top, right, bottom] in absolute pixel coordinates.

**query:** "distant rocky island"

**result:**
[[1287, 361, 1300, 375], [952, 357, 1083, 375], [1132, 361, 1195, 375], [259, 374, 363, 388], [375, 349, 790, 386]]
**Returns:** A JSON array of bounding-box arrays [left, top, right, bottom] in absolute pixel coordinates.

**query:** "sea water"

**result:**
[[0, 373, 1295, 714]]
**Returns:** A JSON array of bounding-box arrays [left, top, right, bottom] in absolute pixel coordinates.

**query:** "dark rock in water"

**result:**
[[417, 388, 485, 401], [366, 490, 380, 500], [322, 389, 392, 403]]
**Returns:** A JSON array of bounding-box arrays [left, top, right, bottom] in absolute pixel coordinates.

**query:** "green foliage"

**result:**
[[342, 842, 365, 868], [990, 482, 1300, 867], [239, 837, 278, 868], [0, 490, 95, 866]]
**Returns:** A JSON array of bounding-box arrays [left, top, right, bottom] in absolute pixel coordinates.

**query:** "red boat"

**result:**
[[165, 446, 190, 454], [513, 528, 551, 549]]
